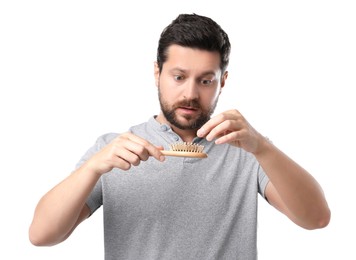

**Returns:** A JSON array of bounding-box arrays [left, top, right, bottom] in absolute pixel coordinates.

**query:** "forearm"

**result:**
[[254, 139, 330, 229], [29, 162, 99, 246]]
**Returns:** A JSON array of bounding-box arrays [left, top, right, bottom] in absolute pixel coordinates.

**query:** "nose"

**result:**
[[182, 79, 199, 100]]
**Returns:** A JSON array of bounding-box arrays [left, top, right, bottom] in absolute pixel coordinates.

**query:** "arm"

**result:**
[[29, 132, 165, 246], [197, 109, 331, 230], [254, 139, 330, 229]]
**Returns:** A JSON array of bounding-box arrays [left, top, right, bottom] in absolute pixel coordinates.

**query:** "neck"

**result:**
[[155, 113, 197, 143]]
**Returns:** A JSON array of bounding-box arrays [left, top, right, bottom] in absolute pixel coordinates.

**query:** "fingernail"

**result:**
[[197, 128, 204, 137], [159, 155, 165, 162]]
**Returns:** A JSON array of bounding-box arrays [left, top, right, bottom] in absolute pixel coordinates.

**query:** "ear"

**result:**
[[154, 62, 160, 87], [219, 71, 228, 93]]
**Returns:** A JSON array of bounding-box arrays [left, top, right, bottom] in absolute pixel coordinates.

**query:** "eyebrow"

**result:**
[[169, 67, 217, 77], [169, 68, 186, 74]]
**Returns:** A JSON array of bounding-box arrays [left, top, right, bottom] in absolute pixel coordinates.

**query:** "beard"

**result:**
[[158, 87, 218, 130]]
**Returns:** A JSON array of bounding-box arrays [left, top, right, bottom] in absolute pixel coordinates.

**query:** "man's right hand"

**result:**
[[85, 132, 165, 176]]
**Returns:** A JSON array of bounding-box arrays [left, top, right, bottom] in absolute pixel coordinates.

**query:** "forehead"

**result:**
[[163, 44, 221, 73]]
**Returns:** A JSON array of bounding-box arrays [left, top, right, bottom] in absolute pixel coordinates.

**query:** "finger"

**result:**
[[123, 133, 165, 162], [197, 114, 225, 138], [197, 110, 238, 138], [215, 130, 242, 145], [110, 142, 150, 170], [110, 156, 132, 171], [121, 139, 151, 162], [156, 146, 164, 151], [205, 120, 237, 142]]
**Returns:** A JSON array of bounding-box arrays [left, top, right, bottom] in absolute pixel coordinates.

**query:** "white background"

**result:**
[[1, 0, 355, 259]]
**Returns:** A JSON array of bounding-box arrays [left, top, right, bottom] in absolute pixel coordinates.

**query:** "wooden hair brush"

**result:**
[[161, 142, 208, 158]]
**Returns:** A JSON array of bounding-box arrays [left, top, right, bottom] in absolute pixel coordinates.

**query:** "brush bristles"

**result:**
[[169, 142, 205, 153]]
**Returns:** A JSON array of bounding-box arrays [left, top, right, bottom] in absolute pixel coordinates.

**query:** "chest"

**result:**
[[101, 155, 257, 220]]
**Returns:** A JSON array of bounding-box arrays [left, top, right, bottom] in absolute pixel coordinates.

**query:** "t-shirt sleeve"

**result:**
[[257, 136, 272, 200], [257, 165, 270, 200], [75, 133, 118, 169], [75, 133, 118, 215]]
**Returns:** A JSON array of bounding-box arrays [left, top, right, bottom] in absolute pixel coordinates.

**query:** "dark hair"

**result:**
[[156, 13, 231, 73]]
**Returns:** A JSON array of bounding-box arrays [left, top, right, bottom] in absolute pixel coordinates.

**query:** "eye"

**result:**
[[201, 79, 213, 85], [174, 75, 184, 81]]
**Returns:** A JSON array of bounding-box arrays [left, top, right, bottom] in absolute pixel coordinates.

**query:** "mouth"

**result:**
[[177, 106, 199, 115]]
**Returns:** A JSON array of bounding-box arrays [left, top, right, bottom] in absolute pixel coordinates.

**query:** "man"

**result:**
[[29, 13, 330, 259]]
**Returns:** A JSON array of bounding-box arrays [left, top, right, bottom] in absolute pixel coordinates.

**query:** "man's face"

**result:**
[[155, 45, 227, 130]]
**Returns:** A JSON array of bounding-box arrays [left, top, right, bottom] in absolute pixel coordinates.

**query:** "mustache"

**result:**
[[173, 99, 201, 109]]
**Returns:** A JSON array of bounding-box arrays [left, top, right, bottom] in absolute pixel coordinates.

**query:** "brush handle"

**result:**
[[161, 150, 208, 158]]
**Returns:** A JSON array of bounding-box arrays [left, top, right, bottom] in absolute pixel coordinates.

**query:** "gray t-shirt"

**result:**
[[77, 116, 270, 260]]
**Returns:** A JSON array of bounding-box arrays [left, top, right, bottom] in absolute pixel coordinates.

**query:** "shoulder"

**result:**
[[95, 133, 119, 146], [96, 118, 155, 146], [129, 116, 158, 136]]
